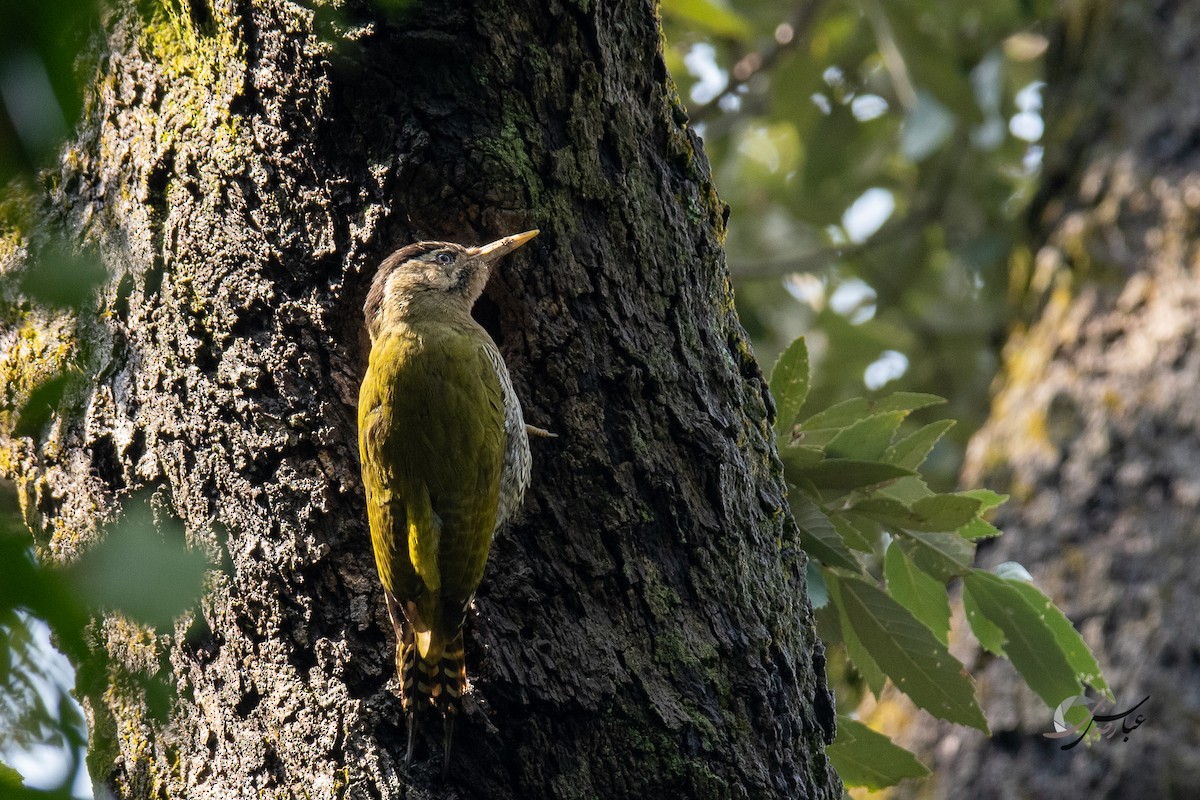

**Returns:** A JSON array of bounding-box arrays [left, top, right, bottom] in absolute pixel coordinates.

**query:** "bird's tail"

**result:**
[[439, 632, 467, 713], [397, 626, 467, 776], [397, 627, 466, 713]]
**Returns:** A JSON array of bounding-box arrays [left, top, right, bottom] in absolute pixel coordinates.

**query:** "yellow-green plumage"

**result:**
[[357, 230, 537, 778], [359, 319, 504, 659]]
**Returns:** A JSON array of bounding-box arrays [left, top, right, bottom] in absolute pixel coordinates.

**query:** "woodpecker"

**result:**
[[357, 230, 538, 777]]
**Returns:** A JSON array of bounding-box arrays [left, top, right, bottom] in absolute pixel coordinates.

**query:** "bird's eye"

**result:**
[[435, 252, 454, 265]]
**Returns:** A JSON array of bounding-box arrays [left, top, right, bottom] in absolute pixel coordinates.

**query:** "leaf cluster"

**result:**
[[770, 338, 1108, 788], [0, 0, 100, 185]]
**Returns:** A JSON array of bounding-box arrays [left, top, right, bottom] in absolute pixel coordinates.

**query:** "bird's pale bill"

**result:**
[[469, 229, 539, 262]]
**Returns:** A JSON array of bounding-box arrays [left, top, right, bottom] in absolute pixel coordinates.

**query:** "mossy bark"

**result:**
[[1, 1, 839, 797], [893, 2, 1200, 797]]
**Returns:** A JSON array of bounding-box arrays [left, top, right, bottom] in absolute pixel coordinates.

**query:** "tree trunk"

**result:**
[[1, 1, 840, 797], [896, 2, 1200, 797]]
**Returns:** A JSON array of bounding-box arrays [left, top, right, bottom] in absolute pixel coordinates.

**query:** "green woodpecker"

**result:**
[[358, 230, 538, 777]]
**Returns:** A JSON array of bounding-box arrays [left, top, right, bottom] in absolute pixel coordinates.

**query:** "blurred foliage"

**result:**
[[0, 0, 101, 790], [0, 0, 99, 186], [662, 0, 1052, 488], [0, 485, 210, 797], [15, 243, 107, 310], [0, 484, 88, 799]]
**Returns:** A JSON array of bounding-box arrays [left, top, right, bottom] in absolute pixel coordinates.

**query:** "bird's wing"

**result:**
[[360, 324, 506, 639], [359, 334, 423, 605], [481, 340, 531, 531]]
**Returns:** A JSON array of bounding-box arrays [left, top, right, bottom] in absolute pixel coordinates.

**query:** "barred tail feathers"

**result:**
[[397, 624, 468, 774], [437, 632, 466, 778], [408, 630, 466, 713], [440, 632, 467, 714], [397, 623, 417, 708], [396, 624, 419, 765], [403, 621, 466, 713]]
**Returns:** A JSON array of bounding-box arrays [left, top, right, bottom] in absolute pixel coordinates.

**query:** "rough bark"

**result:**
[[894, 2, 1200, 797], [0, 1, 840, 798]]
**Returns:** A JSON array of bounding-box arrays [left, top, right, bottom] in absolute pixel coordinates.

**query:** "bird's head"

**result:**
[[365, 229, 538, 335]]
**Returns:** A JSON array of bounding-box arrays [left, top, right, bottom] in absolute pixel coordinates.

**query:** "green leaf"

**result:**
[[844, 610, 888, 696], [660, 0, 753, 39], [883, 419, 956, 470], [13, 372, 72, 438], [0, 760, 25, 787], [958, 517, 1002, 540], [848, 496, 912, 527], [806, 560, 830, 608], [955, 489, 1008, 540], [879, 475, 933, 504], [801, 392, 945, 432], [779, 444, 825, 471], [65, 500, 209, 629], [832, 572, 987, 731], [787, 427, 841, 449], [912, 494, 983, 530], [791, 492, 862, 573], [958, 488, 1008, 513], [1005, 576, 1110, 699], [826, 412, 905, 461], [895, 529, 976, 581], [826, 717, 930, 789], [884, 544, 951, 644], [962, 581, 1006, 655], [19, 245, 108, 308], [852, 494, 981, 532], [814, 602, 843, 648], [962, 571, 1108, 706], [770, 337, 810, 438], [789, 459, 913, 492], [831, 513, 877, 553], [824, 569, 887, 696]]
